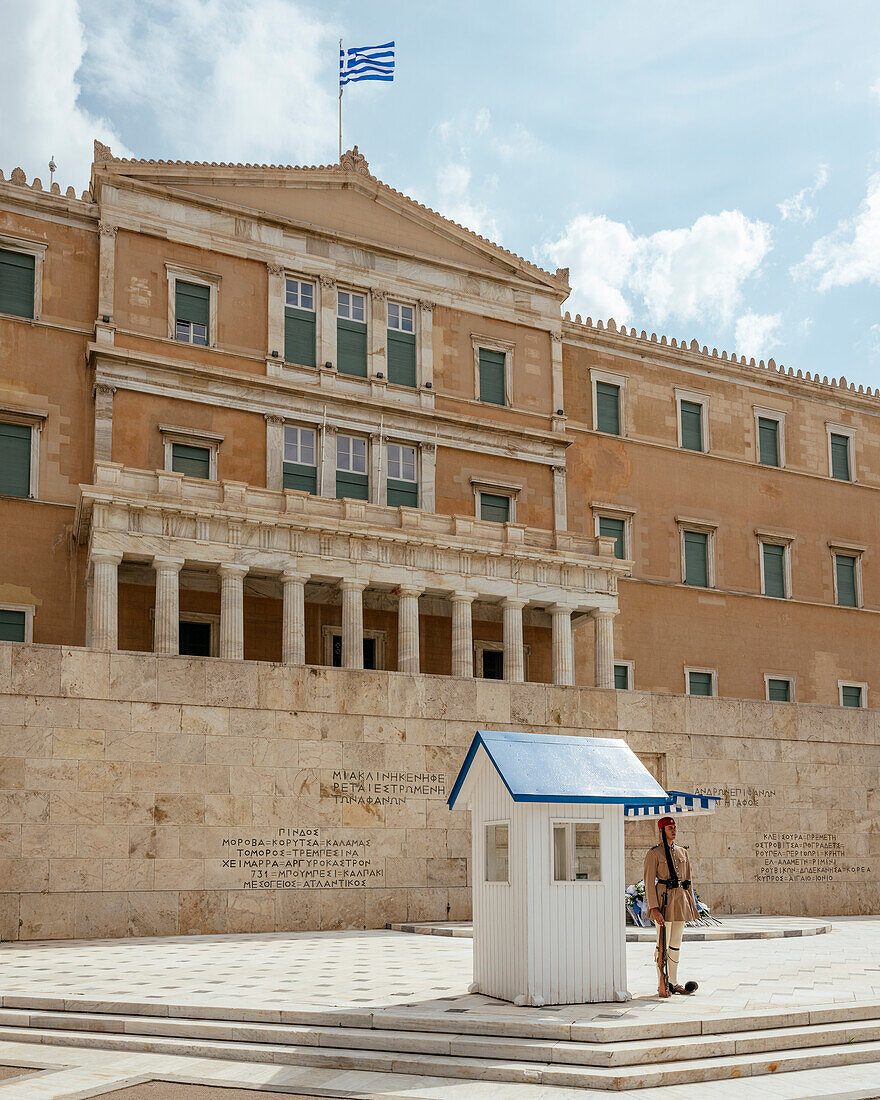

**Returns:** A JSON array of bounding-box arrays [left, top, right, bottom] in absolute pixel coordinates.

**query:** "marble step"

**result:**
[[0, 1007, 879, 1068], [1, 1020, 880, 1089]]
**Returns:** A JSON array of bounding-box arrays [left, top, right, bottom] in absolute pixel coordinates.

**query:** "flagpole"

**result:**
[[338, 38, 343, 161]]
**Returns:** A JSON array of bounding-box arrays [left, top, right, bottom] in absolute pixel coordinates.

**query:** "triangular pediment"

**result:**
[[92, 142, 568, 292]]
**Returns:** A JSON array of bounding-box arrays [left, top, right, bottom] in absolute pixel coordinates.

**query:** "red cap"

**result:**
[[658, 816, 675, 829]]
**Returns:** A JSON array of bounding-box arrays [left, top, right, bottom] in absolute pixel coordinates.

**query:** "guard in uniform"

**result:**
[[644, 816, 699, 997]]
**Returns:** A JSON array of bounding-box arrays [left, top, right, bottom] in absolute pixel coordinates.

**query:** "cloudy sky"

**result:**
[[4, 0, 880, 385]]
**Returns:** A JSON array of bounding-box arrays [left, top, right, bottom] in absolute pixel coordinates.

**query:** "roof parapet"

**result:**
[[0, 165, 90, 203]]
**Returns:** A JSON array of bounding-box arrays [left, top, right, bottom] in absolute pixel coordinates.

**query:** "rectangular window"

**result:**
[[284, 278, 316, 367], [0, 421, 31, 497], [835, 553, 858, 607], [758, 417, 780, 467], [0, 249, 36, 319], [480, 492, 510, 523], [386, 443, 418, 507], [0, 608, 26, 642], [687, 670, 715, 696], [337, 290, 367, 377], [762, 543, 787, 599], [841, 684, 864, 708], [387, 301, 416, 387], [680, 400, 704, 452], [336, 434, 369, 500], [478, 348, 506, 405], [830, 433, 851, 481], [552, 822, 602, 882], [174, 281, 210, 345], [485, 823, 509, 883], [283, 425, 318, 494], [767, 677, 791, 702], [595, 381, 621, 435], [598, 516, 626, 560], [171, 443, 211, 479], [614, 663, 630, 690], [683, 530, 709, 587]]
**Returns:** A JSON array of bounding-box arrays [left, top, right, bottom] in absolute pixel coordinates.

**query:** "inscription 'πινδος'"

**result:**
[[328, 769, 447, 805], [221, 828, 384, 889], [753, 833, 872, 882]]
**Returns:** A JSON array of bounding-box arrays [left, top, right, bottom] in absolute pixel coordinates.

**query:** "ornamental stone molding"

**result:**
[[94, 384, 117, 399], [267, 263, 284, 277], [264, 413, 285, 426], [319, 275, 337, 289], [370, 288, 388, 303], [10, 167, 26, 186], [418, 299, 435, 313], [550, 331, 563, 343], [339, 146, 370, 175], [98, 222, 118, 238], [93, 140, 114, 163]]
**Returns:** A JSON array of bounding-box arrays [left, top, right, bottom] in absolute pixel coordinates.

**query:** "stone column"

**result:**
[[502, 597, 526, 683], [592, 608, 617, 689], [265, 414, 284, 492], [550, 603, 575, 687], [93, 383, 116, 463], [321, 424, 337, 498], [97, 222, 117, 343], [319, 276, 337, 368], [266, 263, 285, 361], [218, 563, 248, 660], [369, 288, 387, 378], [550, 330, 564, 417], [418, 300, 434, 389], [397, 585, 422, 674], [91, 550, 122, 651], [281, 569, 308, 665], [552, 465, 567, 532], [419, 441, 436, 513], [153, 557, 184, 655], [340, 579, 367, 669], [450, 591, 475, 678], [85, 570, 94, 648]]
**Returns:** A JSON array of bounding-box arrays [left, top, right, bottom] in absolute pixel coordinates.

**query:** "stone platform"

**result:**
[[389, 915, 833, 942], [0, 919, 878, 1095]]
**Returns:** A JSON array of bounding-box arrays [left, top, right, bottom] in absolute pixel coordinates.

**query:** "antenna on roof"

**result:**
[[49, 156, 56, 188]]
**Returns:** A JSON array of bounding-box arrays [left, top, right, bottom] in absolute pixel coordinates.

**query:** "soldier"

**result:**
[[644, 815, 699, 997]]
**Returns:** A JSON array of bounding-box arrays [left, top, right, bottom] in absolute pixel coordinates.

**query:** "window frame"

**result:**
[[159, 424, 223, 480], [551, 820, 604, 885], [322, 624, 386, 669], [283, 423, 319, 494], [826, 423, 856, 482], [0, 234, 47, 321], [0, 404, 46, 500], [614, 660, 634, 690], [387, 299, 415, 333], [0, 602, 35, 643], [472, 477, 521, 524], [764, 673, 795, 703], [474, 639, 530, 680], [592, 502, 635, 561], [285, 277, 316, 312], [484, 820, 511, 886], [590, 368, 627, 436], [677, 518, 717, 588], [336, 287, 367, 322], [472, 334, 515, 407], [758, 535, 792, 600], [838, 680, 867, 708], [830, 543, 864, 609], [675, 388, 710, 453], [753, 406, 786, 468], [685, 666, 718, 697], [166, 264, 220, 347], [386, 298, 418, 388]]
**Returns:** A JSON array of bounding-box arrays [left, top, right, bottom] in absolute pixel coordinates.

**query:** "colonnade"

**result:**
[[87, 554, 618, 687]]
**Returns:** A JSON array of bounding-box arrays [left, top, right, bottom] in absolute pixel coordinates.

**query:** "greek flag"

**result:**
[[339, 41, 395, 86]]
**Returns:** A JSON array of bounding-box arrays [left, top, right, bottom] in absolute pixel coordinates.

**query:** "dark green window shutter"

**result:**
[[0, 250, 35, 319], [688, 671, 713, 696], [595, 381, 621, 434], [387, 478, 418, 508], [836, 554, 857, 607], [830, 433, 851, 480], [683, 530, 708, 587], [598, 516, 626, 560], [0, 422, 31, 497], [614, 664, 629, 689], [336, 470, 369, 500], [284, 308, 316, 367], [768, 678, 790, 702], [480, 493, 510, 523], [479, 349, 506, 405], [337, 318, 367, 377], [175, 281, 210, 327], [171, 443, 211, 479], [0, 609, 26, 642], [762, 543, 786, 598], [388, 329, 416, 387], [758, 418, 779, 466], [680, 400, 704, 452], [283, 462, 317, 494], [842, 685, 863, 708]]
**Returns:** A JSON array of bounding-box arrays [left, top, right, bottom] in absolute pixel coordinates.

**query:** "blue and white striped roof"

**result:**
[[624, 790, 720, 819]]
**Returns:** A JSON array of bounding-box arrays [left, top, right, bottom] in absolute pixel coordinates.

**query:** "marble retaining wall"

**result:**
[[0, 642, 876, 940]]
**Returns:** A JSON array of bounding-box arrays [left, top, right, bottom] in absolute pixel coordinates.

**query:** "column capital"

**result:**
[[98, 221, 118, 238], [339, 578, 368, 593], [153, 556, 185, 573], [500, 596, 527, 610], [267, 262, 285, 277], [91, 549, 123, 566], [218, 562, 249, 579], [281, 569, 309, 585], [591, 607, 618, 622], [320, 274, 337, 290], [94, 382, 116, 399], [548, 602, 575, 616], [418, 299, 435, 313], [549, 330, 563, 343], [264, 413, 285, 426], [450, 590, 477, 604], [551, 464, 567, 475], [397, 584, 423, 599], [370, 287, 388, 303]]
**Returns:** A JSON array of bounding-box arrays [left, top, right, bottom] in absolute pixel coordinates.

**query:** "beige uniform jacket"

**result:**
[[643, 843, 699, 922]]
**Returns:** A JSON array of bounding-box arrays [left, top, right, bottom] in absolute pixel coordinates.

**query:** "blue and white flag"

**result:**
[[339, 41, 395, 87]]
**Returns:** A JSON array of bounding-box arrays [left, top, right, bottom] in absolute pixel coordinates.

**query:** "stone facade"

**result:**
[[0, 641, 875, 941]]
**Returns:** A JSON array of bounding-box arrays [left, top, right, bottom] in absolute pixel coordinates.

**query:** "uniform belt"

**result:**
[[658, 878, 691, 889]]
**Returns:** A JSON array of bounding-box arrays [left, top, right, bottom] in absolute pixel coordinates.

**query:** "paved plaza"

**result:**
[[0, 919, 877, 1097]]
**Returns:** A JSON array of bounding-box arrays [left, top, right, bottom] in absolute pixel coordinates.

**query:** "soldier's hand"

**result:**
[[649, 907, 664, 926]]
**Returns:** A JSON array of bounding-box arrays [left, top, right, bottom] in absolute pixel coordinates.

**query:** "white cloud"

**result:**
[[793, 172, 880, 290], [541, 209, 772, 328], [436, 162, 501, 241], [777, 164, 829, 225], [734, 312, 783, 360], [0, 0, 127, 189]]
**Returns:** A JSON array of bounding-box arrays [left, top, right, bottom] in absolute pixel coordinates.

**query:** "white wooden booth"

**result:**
[[447, 730, 717, 1006]]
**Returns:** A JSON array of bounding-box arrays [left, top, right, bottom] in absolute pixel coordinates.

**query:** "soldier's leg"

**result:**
[[666, 922, 684, 985]]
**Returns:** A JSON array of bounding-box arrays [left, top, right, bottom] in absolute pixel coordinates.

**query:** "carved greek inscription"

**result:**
[[329, 770, 446, 806], [694, 785, 776, 808], [754, 833, 872, 883], [222, 828, 382, 889]]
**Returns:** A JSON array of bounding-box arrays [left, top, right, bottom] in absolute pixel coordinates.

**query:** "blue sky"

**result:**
[[4, 0, 880, 385]]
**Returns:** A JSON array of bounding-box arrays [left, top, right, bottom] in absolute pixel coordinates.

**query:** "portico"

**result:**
[[77, 462, 630, 686]]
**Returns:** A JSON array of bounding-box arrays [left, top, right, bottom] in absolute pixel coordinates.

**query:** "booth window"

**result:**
[[485, 822, 509, 883], [552, 821, 601, 882]]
